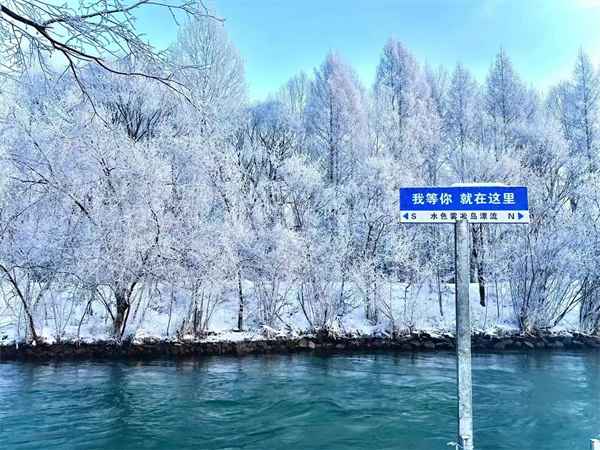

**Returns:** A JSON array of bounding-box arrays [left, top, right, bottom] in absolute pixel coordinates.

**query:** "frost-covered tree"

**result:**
[[301, 51, 369, 323], [374, 36, 441, 184], [548, 49, 599, 171], [485, 49, 529, 152], [275, 71, 311, 123], [425, 63, 448, 119], [445, 63, 479, 177], [231, 100, 302, 329], [85, 59, 176, 142], [373, 36, 423, 157], [305, 51, 367, 186], [171, 14, 246, 124], [569, 49, 599, 166]]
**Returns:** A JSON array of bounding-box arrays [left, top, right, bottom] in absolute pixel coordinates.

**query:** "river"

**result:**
[[0, 350, 598, 450]]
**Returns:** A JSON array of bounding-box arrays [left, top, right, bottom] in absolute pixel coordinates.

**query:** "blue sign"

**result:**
[[399, 186, 529, 223]]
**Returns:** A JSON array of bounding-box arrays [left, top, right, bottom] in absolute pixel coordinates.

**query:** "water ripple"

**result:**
[[0, 351, 598, 450]]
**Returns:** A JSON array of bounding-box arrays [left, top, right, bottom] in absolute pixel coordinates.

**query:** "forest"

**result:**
[[1, 8, 599, 345]]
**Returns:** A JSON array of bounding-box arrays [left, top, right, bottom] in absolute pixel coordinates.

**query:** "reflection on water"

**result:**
[[1, 350, 598, 450]]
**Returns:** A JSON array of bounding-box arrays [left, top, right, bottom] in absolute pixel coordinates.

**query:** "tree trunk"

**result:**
[[437, 265, 444, 317], [24, 303, 40, 343], [166, 289, 174, 336], [477, 224, 486, 307], [193, 293, 200, 335], [112, 290, 130, 343], [471, 224, 486, 306], [0, 264, 41, 343], [237, 268, 244, 331]]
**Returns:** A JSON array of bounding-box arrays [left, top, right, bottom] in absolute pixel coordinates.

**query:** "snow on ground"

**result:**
[[0, 281, 583, 345]]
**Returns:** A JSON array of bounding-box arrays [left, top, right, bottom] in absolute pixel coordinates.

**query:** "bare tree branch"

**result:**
[[0, 0, 221, 101]]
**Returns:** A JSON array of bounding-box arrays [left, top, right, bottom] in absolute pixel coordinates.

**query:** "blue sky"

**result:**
[[137, 0, 600, 100]]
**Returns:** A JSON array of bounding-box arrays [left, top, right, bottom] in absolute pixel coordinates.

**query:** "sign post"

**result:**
[[399, 185, 529, 450], [455, 218, 472, 450]]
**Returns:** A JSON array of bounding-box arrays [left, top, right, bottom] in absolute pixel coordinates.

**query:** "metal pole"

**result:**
[[455, 219, 473, 450]]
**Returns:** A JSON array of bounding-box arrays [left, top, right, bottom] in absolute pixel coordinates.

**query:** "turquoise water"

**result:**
[[0, 351, 598, 450]]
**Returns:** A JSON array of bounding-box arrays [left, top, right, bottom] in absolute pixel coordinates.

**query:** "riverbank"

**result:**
[[1, 330, 599, 361]]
